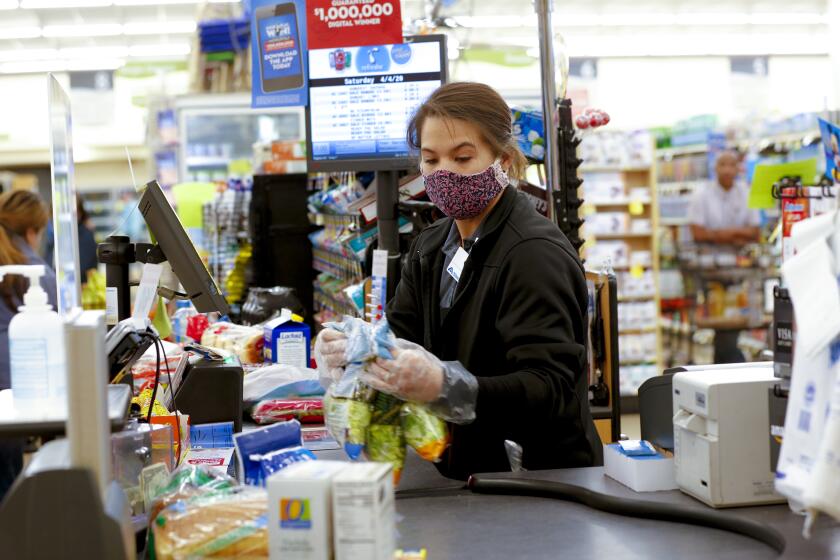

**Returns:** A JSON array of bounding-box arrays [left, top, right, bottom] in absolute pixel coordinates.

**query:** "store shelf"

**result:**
[[185, 156, 230, 167], [656, 144, 708, 158], [587, 199, 651, 207], [618, 295, 656, 302], [581, 164, 652, 173], [591, 232, 654, 240], [620, 359, 657, 366], [619, 326, 657, 334]]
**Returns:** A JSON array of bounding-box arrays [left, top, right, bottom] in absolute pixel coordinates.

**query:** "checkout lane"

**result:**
[[313, 448, 839, 559]]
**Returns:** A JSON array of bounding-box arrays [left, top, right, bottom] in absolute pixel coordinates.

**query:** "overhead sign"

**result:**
[[251, 0, 309, 108], [306, 0, 403, 50]]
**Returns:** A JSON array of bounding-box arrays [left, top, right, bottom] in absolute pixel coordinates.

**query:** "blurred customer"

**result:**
[[688, 150, 760, 364], [43, 196, 100, 283], [689, 150, 760, 246], [76, 198, 99, 281], [0, 191, 56, 500]]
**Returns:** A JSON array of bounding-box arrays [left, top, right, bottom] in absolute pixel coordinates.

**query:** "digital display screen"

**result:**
[[259, 12, 302, 82], [308, 40, 443, 163]]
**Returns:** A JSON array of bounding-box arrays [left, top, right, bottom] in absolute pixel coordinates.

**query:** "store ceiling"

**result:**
[[0, 0, 832, 74]]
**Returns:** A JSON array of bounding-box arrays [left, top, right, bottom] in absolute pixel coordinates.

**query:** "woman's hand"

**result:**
[[363, 346, 444, 403], [314, 328, 348, 387]]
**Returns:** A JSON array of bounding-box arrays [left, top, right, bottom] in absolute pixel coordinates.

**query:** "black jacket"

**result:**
[[387, 187, 602, 480]]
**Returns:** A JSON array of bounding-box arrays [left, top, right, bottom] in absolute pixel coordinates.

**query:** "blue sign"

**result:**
[[390, 43, 412, 65], [356, 45, 391, 73], [819, 118, 840, 183], [251, 0, 308, 108]]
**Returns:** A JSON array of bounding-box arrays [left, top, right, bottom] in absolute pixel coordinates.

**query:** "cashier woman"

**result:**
[[0, 190, 57, 499], [316, 82, 601, 480]]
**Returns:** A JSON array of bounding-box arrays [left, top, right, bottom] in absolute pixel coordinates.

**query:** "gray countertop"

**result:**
[[314, 450, 839, 559]]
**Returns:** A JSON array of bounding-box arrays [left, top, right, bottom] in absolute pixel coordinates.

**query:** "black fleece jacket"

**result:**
[[387, 186, 602, 480]]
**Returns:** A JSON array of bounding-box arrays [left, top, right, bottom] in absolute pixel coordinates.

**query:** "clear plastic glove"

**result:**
[[360, 339, 479, 424], [314, 328, 347, 388]]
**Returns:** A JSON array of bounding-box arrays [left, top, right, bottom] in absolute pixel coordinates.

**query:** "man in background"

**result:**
[[689, 150, 760, 246], [688, 150, 761, 363]]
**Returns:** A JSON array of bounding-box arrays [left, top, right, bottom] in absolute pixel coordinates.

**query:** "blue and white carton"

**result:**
[[264, 309, 311, 368]]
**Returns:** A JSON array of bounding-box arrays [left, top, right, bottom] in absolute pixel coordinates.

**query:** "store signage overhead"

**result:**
[[251, 0, 309, 108], [306, 0, 403, 49]]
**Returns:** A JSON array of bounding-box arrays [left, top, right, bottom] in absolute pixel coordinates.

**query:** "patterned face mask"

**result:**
[[422, 159, 509, 220]]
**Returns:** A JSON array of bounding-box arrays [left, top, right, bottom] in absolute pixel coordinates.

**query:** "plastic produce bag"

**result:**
[[401, 403, 449, 462], [243, 364, 324, 404], [152, 488, 268, 559], [147, 464, 238, 523], [321, 317, 450, 484]]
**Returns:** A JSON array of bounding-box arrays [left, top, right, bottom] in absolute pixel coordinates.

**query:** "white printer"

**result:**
[[672, 365, 785, 508]]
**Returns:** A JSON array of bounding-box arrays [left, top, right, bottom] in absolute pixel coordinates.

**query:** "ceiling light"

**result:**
[[20, 0, 112, 7], [59, 45, 129, 58], [0, 0, 18, 10], [123, 21, 197, 34], [0, 58, 123, 74], [42, 23, 123, 37], [0, 48, 57, 61], [455, 12, 828, 29], [128, 43, 191, 57], [0, 26, 41, 39]]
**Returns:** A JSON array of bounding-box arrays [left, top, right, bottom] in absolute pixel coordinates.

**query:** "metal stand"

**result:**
[[375, 170, 402, 300], [97, 235, 167, 323], [535, 0, 558, 220]]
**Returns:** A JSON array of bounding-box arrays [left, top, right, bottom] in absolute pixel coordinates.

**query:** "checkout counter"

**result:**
[[313, 449, 839, 559]]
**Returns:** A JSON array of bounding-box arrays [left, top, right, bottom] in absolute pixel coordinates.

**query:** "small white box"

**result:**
[[604, 443, 678, 492], [332, 462, 394, 560], [268, 460, 349, 560]]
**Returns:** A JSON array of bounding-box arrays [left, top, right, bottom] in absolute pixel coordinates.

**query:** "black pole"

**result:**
[[375, 170, 401, 300], [97, 235, 135, 323]]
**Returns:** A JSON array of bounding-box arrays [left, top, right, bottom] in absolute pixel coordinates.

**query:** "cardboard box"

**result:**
[[604, 443, 677, 492], [332, 463, 394, 560], [268, 461, 349, 560], [264, 310, 311, 368]]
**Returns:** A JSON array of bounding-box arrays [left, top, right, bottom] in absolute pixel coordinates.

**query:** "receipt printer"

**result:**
[[672, 366, 785, 508]]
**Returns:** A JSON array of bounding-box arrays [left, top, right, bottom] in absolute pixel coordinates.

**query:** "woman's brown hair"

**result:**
[[407, 81, 527, 180], [0, 190, 49, 308]]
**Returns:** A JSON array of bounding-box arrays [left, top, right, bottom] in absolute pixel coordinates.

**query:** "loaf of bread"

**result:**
[[153, 490, 268, 559], [201, 322, 265, 364]]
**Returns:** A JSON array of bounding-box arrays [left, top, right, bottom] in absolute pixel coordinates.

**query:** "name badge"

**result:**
[[447, 247, 470, 282]]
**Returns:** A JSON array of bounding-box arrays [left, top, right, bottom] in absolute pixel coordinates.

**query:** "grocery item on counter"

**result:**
[[201, 321, 264, 364], [234, 419, 303, 487], [258, 445, 317, 481], [250, 398, 324, 425], [147, 464, 238, 523], [152, 488, 268, 559], [243, 363, 324, 405]]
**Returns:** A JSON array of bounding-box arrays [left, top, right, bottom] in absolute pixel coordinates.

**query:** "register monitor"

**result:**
[[137, 180, 230, 316], [305, 34, 447, 172]]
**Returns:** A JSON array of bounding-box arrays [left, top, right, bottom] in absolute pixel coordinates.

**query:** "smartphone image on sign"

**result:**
[[256, 2, 304, 93]]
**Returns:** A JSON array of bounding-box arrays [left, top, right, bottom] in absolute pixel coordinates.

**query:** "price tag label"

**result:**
[[307, 0, 403, 50]]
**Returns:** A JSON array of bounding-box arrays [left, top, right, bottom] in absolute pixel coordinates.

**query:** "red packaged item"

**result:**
[[186, 314, 210, 344], [251, 398, 324, 425]]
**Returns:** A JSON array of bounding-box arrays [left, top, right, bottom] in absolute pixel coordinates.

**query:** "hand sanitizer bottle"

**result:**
[[2, 265, 65, 414]]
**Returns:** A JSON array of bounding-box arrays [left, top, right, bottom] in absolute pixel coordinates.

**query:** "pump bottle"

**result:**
[[1, 265, 66, 414]]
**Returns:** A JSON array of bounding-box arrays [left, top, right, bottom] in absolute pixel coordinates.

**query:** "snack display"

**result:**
[[201, 322, 265, 364], [250, 398, 325, 425], [152, 488, 268, 559]]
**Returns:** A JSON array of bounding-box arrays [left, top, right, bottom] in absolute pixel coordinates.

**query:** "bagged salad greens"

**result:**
[[321, 317, 450, 485]]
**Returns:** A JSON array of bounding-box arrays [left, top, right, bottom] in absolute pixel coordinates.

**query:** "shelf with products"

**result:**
[[79, 187, 136, 244], [579, 130, 663, 397]]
